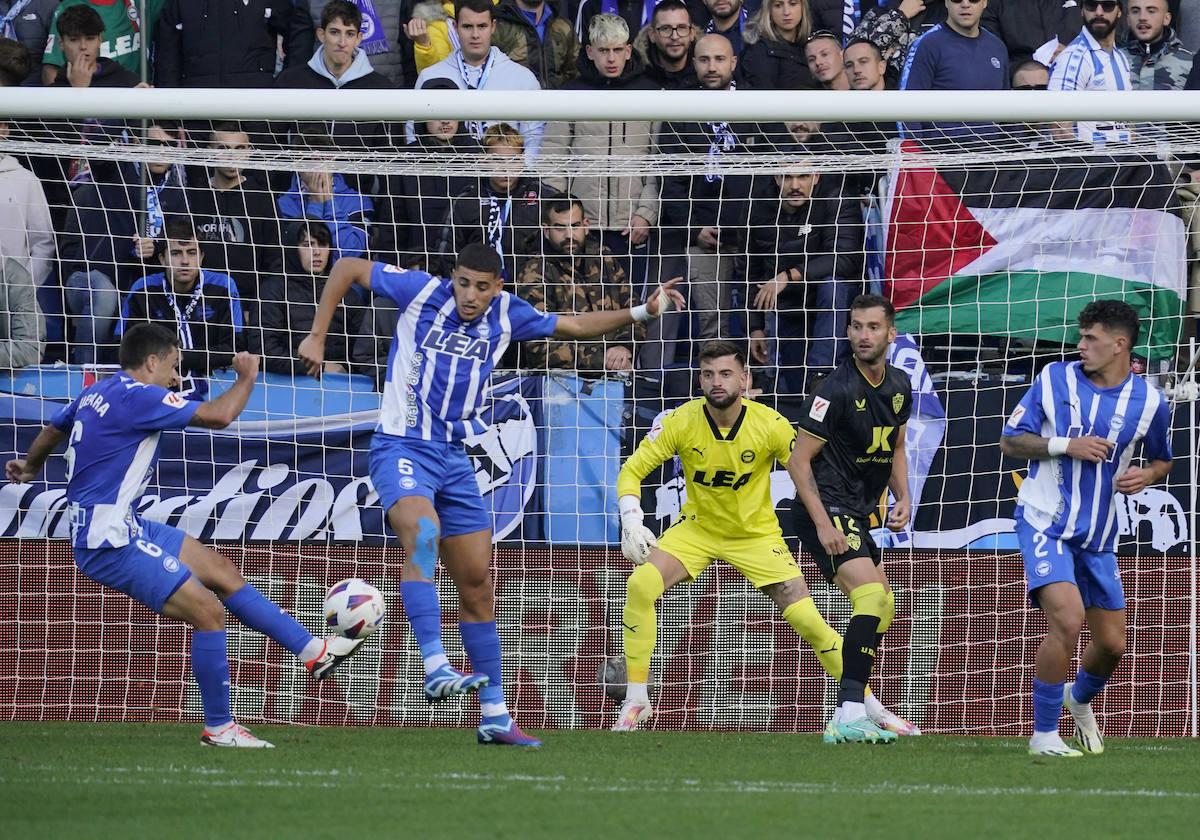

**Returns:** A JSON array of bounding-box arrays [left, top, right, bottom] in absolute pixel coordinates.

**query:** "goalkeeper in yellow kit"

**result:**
[[612, 340, 917, 734]]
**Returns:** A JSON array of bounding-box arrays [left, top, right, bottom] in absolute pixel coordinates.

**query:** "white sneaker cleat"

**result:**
[[1028, 731, 1083, 757], [1064, 682, 1104, 754], [866, 695, 922, 736], [305, 635, 365, 681], [611, 699, 653, 732], [201, 721, 275, 748]]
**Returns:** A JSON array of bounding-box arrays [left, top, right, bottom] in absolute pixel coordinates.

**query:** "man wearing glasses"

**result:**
[[1048, 0, 1132, 143], [640, 0, 699, 89]]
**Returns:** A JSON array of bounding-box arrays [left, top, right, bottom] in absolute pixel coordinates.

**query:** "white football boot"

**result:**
[[201, 721, 275, 748], [1064, 681, 1104, 754], [611, 699, 653, 732]]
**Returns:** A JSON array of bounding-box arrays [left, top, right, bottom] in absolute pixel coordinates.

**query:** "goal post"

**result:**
[[0, 88, 1195, 734]]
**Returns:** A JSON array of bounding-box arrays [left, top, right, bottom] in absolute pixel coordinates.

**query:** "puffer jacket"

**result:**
[[1124, 28, 1194, 90], [493, 0, 580, 88], [542, 50, 659, 230]]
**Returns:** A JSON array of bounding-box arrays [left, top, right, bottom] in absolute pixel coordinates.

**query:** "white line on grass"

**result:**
[[4, 765, 1199, 800]]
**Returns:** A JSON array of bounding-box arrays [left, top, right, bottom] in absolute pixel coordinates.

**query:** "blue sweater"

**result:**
[[899, 24, 1009, 140]]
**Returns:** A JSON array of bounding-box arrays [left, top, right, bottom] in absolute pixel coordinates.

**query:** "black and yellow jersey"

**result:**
[[795, 358, 911, 518], [617, 398, 797, 539]]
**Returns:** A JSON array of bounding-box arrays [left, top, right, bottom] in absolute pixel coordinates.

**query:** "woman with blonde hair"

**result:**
[[736, 0, 819, 90]]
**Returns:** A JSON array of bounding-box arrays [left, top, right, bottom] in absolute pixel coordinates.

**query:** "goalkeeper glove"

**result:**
[[619, 495, 656, 565]]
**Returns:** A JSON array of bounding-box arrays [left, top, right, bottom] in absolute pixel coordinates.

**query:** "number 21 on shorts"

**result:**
[[1033, 532, 1061, 558]]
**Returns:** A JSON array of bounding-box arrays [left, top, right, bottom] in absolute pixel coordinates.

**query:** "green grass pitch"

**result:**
[[1, 723, 1197, 838]]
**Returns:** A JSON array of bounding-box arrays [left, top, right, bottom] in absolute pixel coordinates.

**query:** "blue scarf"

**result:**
[[0, 0, 32, 40], [351, 0, 391, 55]]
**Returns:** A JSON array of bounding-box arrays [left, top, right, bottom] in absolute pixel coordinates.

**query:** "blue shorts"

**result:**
[[73, 519, 191, 613], [1015, 510, 1125, 611], [369, 435, 490, 537]]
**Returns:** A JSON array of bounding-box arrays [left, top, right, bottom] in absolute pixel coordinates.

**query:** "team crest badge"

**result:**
[[892, 393, 904, 415], [845, 532, 862, 551], [740, 450, 755, 464]]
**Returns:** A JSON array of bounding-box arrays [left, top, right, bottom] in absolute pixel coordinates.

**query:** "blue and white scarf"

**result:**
[[351, 0, 391, 55], [0, 0, 33, 40]]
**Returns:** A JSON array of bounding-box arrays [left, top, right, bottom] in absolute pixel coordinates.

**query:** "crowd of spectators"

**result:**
[[0, 0, 1197, 398]]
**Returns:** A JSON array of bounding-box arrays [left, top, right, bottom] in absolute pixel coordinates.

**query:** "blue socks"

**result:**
[[400, 580, 448, 671], [224, 583, 314, 658], [1071, 668, 1110, 704], [1032, 678, 1064, 734], [461, 620, 507, 718], [192, 630, 232, 728]]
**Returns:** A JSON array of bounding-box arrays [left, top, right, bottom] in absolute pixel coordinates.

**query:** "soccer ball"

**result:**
[[323, 579, 385, 640], [599, 655, 628, 703]]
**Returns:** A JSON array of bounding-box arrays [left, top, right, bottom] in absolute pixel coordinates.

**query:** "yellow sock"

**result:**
[[782, 597, 843, 681], [623, 564, 664, 684]]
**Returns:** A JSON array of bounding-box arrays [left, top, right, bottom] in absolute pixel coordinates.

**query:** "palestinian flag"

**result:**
[[884, 141, 1186, 361]]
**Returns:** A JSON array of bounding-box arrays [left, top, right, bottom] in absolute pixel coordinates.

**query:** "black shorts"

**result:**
[[794, 509, 880, 583]]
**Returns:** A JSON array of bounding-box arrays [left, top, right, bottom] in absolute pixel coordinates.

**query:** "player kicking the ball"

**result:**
[[790, 295, 918, 745], [613, 340, 916, 734], [6, 325, 362, 748], [1000, 301, 1172, 757], [299, 244, 681, 747]]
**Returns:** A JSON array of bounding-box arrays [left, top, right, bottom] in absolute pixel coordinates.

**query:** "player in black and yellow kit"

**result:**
[[612, 340, 912, 732], [792, 294, 917, 744]]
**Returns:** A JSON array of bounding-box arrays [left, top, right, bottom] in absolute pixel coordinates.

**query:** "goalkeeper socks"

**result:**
[[192, 630, 233, 728], [839, 583, 885, 706], [461, 621, 507, 717], [1032, 678, 1065, 733], [400, 581, 449, 674], [623, 564, 665, 684], [626, 682, 649, 704], [782, 597, 843, 680], [1071, 668, 1109, 704], [224, 583, 313, 658]]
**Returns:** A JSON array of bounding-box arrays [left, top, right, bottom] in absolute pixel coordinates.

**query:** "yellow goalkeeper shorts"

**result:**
[[656, 517, 802, 589]]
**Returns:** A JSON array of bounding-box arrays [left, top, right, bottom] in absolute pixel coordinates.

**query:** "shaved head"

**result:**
[[694, 34, 737, 89]]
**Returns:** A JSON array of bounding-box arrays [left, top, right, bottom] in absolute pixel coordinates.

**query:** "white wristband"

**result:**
[[618, 494, 643, 516], [630, 304, 652, 323], [1048, 437, 1069, 456]]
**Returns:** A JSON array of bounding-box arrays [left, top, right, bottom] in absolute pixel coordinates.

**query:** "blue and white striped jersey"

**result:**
[[1002, 361, 1172, 552], [50, 372, 200, 550], [1049, 28, 1133, 143], [370, 262, 558, 441]]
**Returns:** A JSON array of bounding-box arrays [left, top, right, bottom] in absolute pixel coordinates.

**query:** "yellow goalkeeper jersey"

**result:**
[[617, 398, 797, 539]]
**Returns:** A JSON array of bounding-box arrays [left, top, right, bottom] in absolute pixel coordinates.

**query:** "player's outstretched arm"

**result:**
[[999, 432, 1114, 463], [191, 352, 261, 429], [297, 257, 375, 378], [788, 432, 848, 556], [553, 277, 684, 340], [5, 425, 67, 483]]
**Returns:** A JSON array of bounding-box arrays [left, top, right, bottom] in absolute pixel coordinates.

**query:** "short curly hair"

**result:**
[[1078, 299, 1140, 346]]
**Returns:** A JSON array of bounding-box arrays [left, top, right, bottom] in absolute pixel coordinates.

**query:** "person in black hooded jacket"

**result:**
[[442, 122, 560, 282], [256, 221, 363, 376], [736, 0, 819, 89], [544, 14, 659, 283], [745, 159, 865, 390], [376, 79, 479, 277]]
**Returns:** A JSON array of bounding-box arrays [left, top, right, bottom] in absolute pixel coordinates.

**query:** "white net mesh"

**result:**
[[0, 101, 1195, 734]]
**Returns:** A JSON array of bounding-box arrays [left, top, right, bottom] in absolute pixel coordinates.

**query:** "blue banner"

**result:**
[[0, 375, 549, 545]]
